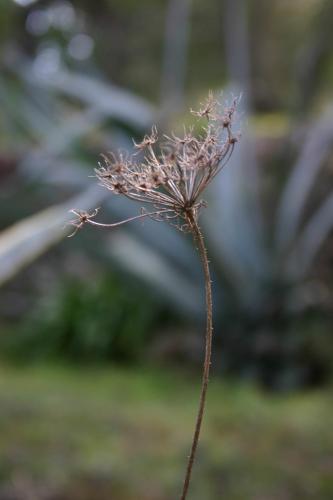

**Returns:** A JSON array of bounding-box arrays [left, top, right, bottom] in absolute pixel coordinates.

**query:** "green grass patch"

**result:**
[[0, 364, 332, 499]]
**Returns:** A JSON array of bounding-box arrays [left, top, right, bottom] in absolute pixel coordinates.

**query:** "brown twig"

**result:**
[[180, 209, 213, 500]]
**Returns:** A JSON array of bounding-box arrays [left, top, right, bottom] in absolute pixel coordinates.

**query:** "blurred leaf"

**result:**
[[14, 57, 156, 129], [0, 186, 106, 286], [106, 230, 202, 316], [276, 107, 333, 251], [286, 191, 333, 278]]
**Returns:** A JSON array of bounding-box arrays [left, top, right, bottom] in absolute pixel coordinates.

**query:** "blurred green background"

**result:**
[[0, 0, 333, 499]]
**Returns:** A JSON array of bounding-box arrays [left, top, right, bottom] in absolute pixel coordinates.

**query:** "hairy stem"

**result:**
[[180, 211, 213, 500]]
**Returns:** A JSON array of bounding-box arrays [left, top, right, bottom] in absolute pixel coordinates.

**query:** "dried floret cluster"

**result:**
[[97, 93, 238, 227], [69, 93, 239, 235]]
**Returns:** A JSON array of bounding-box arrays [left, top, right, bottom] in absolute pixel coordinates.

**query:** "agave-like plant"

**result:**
[[1, 56, 332, 388]]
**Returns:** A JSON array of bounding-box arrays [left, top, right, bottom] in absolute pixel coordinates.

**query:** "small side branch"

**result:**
[[67, 207, 175, 237]]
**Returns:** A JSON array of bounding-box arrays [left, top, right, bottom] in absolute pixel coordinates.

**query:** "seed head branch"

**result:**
[[67, 207, 177, 237]]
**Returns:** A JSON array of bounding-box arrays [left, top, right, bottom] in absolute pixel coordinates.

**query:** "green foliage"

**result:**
[[4, 273, 172, 363], [0, 364, 332, 499]]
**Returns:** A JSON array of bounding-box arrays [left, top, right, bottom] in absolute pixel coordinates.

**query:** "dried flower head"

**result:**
[[69, 93, 239, 235]]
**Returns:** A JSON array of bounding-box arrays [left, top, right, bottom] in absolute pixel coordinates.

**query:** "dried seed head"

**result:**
[[112, 181, 127, 193], [133, 125, 158, 150], [150, 172, 166, 186], [229, 135, 238, 144], [70, 93, 239, 235], [190, 91, 218, 120], [222, 117, 231, 127]]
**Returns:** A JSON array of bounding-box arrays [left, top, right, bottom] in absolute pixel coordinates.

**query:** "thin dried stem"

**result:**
[[67, 207, 175, 236], [180, 209, 213, 500]]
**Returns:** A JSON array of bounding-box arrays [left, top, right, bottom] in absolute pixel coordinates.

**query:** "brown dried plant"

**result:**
[[68, 92, 239, 499]]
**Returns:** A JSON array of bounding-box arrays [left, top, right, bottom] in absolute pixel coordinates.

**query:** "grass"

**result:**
[[0, 363, 332, 499]]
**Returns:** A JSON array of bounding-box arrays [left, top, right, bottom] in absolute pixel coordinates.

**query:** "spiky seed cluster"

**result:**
[[69, 93, 239, 235]]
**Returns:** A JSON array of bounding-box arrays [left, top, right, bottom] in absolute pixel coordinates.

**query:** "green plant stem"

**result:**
[[180, 211, 213, 500]]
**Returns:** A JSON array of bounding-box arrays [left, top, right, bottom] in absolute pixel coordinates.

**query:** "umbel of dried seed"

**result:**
[[69, 92, 239, 235]]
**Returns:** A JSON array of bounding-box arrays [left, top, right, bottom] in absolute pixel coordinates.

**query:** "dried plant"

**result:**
[[68, 92, 239, 499]]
